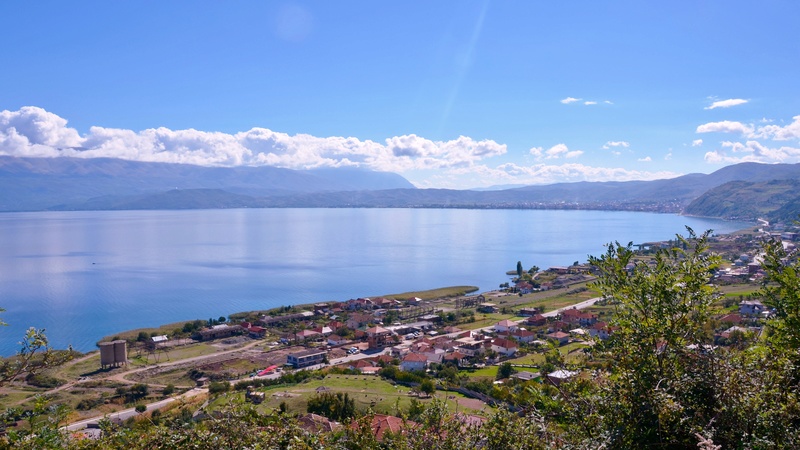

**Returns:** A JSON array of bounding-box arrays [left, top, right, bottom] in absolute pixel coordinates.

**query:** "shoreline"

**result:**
[[94, 226, 764, 350], [1, 218, 761, 357]]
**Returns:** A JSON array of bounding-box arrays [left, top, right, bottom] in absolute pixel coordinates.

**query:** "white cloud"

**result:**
[[696, 115, 800, 167], [751, 115, 800, 140], [0, 106, 82, 150], [485, 162, 677, 185], [692, 139, 703, 147], [704, 98, 749, 110], [530, 143, 581, 161], [704, 140, 800, 164], [602, 141, 630, 150], [697, 116, 800, 141], [696, 120, 754, 135], [560, 97, 610, 107], [0, 107, 508, 175], [664, 152, 673, 160], [545, 143, 569, 159], [638, 156, 652, 162]]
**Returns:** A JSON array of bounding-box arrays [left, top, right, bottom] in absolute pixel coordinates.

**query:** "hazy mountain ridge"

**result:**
[[3, 156, 800, 216], [0, 156, 414, 211]]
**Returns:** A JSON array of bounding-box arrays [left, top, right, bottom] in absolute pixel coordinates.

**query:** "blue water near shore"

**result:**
[[0, 208, 749, 355]]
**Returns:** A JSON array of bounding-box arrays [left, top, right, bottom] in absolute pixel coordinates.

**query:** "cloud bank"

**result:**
[[0, 106, 506, 174], [697, 115, 800, 165], [0, 106, 686, 189]]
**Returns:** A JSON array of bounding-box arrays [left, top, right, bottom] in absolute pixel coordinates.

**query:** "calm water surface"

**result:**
[[0, 208, 749, 355]]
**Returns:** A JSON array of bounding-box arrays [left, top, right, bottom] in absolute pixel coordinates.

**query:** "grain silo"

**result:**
[[99, 341, 116, 369], [112, 340, 127, 366]]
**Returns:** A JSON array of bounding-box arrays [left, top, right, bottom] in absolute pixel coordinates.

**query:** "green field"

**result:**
[[507, 353, 545, 367], [462, 365, 499, 379], [210, 374, 489, 417], [382, 286, 480, 301], [460, 313, 519, 330], [126, 342, 223, 367]]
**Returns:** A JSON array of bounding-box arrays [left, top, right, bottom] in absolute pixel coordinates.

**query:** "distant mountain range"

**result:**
[[2, 156, 800, 221], [0, 156, 413, 211]]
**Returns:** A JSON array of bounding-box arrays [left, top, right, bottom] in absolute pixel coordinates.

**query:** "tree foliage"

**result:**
[[1, 312, 73, 387], [306, 391, 356, 422], [589, 229, 723, 447]]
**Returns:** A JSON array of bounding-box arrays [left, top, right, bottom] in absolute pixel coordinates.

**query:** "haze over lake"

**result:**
[[0, 208, 749, 356]]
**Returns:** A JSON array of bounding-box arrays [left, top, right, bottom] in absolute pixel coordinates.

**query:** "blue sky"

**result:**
[[1, 1, 799, 189]]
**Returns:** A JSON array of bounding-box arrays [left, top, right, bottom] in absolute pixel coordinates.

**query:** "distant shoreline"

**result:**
[[93, 226, 764, 348]]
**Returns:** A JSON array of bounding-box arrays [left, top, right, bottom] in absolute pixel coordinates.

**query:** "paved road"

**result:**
[[64, 388, 207, 431], [541, 297, 602, 318], [104, 339, 265, 385], [444, 296, 602, 338]]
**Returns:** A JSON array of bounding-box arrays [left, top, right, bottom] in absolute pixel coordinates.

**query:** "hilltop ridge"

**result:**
[[3, 156, 800, 218]]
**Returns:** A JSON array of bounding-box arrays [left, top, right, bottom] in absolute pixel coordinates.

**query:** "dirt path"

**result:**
[[21, 339, 266, 405], [103, 339, 264, 385]]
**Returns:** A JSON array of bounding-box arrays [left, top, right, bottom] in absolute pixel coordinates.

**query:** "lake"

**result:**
[[0, 208, 749, 355]]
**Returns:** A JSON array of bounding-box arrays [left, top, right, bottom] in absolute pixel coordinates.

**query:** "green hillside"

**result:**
[[684, 179, 800, 221]]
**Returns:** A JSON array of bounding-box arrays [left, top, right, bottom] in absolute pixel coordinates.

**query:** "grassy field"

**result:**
[[462, 365, 499, 379], [519, 288, 598, 312], [382, 286, 480, 301], [98, 320, 203, 343], [507, 353, 545, 367], [210, 374, 489, 417], [125, 343, 222, 367], [60, 352, 103, 379], [127, 366, 196, 387], [460, 313, 505, 330]]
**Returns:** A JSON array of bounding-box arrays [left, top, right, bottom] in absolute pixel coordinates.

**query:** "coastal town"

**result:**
[[1, 221, 797, 444]]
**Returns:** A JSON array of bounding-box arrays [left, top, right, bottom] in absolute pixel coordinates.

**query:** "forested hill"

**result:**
[[684, 179, 800, 221]]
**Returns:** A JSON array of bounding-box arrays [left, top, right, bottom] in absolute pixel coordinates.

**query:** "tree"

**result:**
[[383, 309, 400, 325], [420, 378, 436, 397], [497, 362, 515, 380], [135, 404, 147, 414], [208, 381, 231, 395], [0, 312, 73, 387], [306, 392, 356, 421], [588, 228, 722, 447], [516, 261, 524, 278], [760, 237, 800, 351]]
